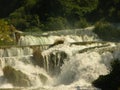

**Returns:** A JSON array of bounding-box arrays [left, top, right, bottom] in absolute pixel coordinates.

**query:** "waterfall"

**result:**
[[0, 47, 33, 57], [0, 29, 120, 90], [18, 28, 99, 46]]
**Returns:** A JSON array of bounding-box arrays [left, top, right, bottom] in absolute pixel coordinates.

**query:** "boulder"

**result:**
[[33, 48, 44, 67], [49, 39, 64, 48], [3, 66, 31, 87], [92, 59, 120, 90], [39, 74, 48, 84]]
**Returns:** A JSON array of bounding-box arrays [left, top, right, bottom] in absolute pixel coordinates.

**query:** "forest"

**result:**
[[0, 0, 120, 32]]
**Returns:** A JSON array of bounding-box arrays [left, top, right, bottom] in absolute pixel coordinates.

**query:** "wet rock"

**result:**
[[92, 59, 120, 90], [39, 74, 48, 84], [33, 47, 67, 75], [48, 51, 67, 75], [33, 48, 44, 67], [3, 66, 31, 87], [49, 39, 64, 48]]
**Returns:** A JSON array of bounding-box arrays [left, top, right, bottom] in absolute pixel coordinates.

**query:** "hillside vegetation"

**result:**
[[0, 0, 120, 31]]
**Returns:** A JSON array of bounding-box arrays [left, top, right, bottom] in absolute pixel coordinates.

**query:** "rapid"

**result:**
[[0, 28, 120, 90]]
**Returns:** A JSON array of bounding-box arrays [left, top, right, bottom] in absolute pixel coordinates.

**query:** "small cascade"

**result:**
[[0, 54, 53, 88], [0, 47, 33, 57], [18, 28, 99, 47], [42, 51, 67, 75]]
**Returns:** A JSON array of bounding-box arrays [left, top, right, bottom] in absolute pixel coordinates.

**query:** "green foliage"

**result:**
[[92, 0, 120, 22], [44, 17, 68, 31], [9, 18, 29, 30], [8, 7, 28, 30], [93, 21, 120, 41], [59, 0, 98, 25], [9, 7, 25, 18], [9, 7, 43, 31], [60, 0, 98, 16], [5, 0, 98, 31], [24, 0, 38, 7], [25, 27, 43, 33], [74, 18, 90, 28], [3, 66, 31, 87], [0, 0, 120, 31], [0, 19, 15, 45], [92, 59, 120, 90]]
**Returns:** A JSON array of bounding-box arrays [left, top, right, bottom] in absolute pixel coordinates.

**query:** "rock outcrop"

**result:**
[[3, 66, 31, 87]]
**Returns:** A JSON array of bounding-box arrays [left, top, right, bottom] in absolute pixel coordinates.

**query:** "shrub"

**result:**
[[74, 18, 90, 28], [44, 17, 68, 31], [0, 19, 15, 45], [24, 27, 43, 35], [93, 21, 120, 41], [9, 18, 29, 31]]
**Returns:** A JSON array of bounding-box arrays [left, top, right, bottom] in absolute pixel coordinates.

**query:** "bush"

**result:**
[[24, 27, 43, 33], [44, 17, 68, 31], [9, 7, 43, 31], [0, 19, 15, 45], [93, 21, 120, 41], [10, 18, 29, 30], [74, 18, 90, 28]]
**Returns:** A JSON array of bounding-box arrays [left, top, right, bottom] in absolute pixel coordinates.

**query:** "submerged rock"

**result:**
[[39, 74, 48, 84], [48, 51, 67, 75], [33, 48, 44, 67], [3, 66, 31, 87], [33, 47, 67, 75], [49, 39, 64, 48]]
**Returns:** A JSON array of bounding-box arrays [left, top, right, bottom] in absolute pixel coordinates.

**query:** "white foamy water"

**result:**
[[40, 43, 116, 90], [0, 33, 120, 90], [18, 29, 99, 46]]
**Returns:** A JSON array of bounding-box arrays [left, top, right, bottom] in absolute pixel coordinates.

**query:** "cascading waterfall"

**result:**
[[0, 47, 33, 57], [0, 29, 120, 90], [18, 28, 99, 46]]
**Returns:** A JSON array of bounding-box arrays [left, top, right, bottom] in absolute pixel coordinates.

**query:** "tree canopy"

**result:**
[[0, 19, 14, 44], [0, 0, 120, 31]]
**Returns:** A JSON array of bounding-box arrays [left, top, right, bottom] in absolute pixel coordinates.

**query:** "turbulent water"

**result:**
[[0, 29, 120, 90]]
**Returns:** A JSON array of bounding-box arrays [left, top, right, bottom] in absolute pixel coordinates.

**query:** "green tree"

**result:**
[[0, 19, 15, 44], [29, 0, 98, 28], [88, 0, 120, 22], [44, 17, 68, 30]]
